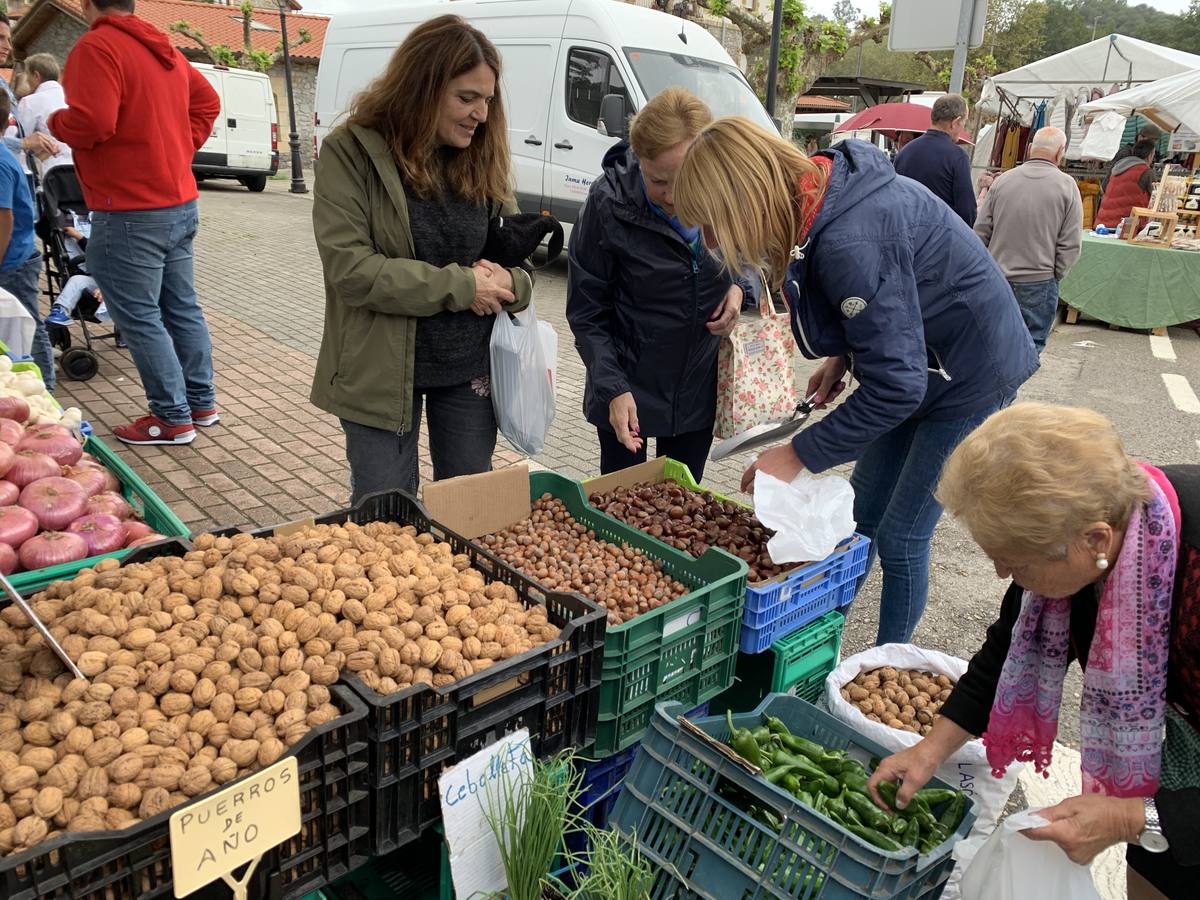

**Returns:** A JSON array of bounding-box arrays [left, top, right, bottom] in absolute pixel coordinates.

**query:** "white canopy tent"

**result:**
[[1079, 68, 1200, 136]]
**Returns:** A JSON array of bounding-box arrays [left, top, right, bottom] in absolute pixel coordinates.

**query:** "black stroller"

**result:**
[[36, 165, 120, 381]]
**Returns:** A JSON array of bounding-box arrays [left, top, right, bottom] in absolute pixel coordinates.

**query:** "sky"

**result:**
[[301, 0, 1195, 20]]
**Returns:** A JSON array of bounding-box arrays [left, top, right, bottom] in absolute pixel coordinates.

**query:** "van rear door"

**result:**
[[494, 40, 557, 214], [545, 42, 632, 223], [194, 68, 226, 167], [224, 71, 275, 172]]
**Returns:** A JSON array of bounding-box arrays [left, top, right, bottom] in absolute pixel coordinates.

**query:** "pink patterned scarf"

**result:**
[[982, 478, 1177, 797]]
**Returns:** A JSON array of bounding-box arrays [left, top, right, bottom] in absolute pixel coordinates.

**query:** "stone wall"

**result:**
[[268, 61, 317, 169], [19, 14, 86, 66]]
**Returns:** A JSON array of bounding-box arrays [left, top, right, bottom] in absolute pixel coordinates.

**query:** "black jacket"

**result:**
[[942, 464, 1200, 882], [566, 142, 746, 437], [894, 129, 977, 226]]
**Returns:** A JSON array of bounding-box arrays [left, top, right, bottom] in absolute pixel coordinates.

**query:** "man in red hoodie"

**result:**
[[50, 0, 221, 445]]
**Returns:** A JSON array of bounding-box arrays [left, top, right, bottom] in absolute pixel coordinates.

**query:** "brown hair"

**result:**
[[674, 117, 827, 288], [629, 87, 712, 161], [348, 15, 510, 203]]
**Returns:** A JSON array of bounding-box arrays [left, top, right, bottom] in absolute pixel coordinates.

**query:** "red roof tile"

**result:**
[[24, 0, 328, 63], [795, 95, 851, 112]]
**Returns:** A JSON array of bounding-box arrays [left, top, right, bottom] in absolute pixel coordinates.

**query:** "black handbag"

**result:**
[[480, 211, 564, 269]]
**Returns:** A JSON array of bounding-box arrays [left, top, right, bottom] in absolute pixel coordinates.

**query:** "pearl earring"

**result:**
[[1096, 553, 1109, 571]]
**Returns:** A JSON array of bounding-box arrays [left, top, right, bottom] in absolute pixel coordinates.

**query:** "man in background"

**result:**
[[50, 0, 221, 446], [1102, 122, 1160, 193], [1094, 139, 1156, 229], [975, 127, 1083, 353], [17, 54, 72, 173], [0, 15, 60, 169], [894, 94, 976, 226]]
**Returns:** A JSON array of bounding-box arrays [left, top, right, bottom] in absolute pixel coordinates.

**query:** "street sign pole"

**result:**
[[948, 0, 977, 94]]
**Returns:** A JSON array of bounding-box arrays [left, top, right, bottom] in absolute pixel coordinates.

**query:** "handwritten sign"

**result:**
[[439, 729, 534, 900], [169, 757, 301, 898]]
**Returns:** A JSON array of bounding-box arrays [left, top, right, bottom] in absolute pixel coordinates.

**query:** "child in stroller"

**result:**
[[45, 210, 110, 327]]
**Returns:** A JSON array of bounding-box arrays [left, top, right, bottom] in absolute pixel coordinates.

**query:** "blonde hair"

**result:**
[[629, 87, 712, 161], [937, 402, 1151, 560], [674, 117, 827, 288]]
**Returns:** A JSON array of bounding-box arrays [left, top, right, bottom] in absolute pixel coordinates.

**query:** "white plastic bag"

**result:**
[[957, 809, 1101, 900], [752, 470, 855, 563], [0, 287, 35, 358], [489, 305, 556, 456], [824, 644, 1022, 837]]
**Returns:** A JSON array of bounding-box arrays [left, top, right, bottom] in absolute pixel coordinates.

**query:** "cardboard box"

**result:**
[[422, 464, 534, 539]]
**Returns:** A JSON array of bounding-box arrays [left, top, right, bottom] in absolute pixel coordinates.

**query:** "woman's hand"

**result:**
[[741, 444, 805, 493], [867, 743, 943, 811], [806, 356, 848, 407], [609, 392, 643, 454], [1022, 795, 1144, 865], [706, 284, 743, 337], [470, 262, 515, 316]]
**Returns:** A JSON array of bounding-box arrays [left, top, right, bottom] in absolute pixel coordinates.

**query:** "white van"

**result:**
[[313, 0, 772, 223], [191, 63, 280, 193]]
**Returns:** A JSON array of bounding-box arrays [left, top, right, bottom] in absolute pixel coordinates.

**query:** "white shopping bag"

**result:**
[[957, 809, 1101, 900], [0, 286, 35, 358], [752, 470, 855, 563], [489, 305, 556, 456]]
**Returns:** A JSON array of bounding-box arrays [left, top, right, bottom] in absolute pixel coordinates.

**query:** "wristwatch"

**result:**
[[1137, 797, 1170, 854]]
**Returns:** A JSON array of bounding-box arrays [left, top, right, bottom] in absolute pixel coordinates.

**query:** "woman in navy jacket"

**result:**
[[674, 118, 1038, 644], [566, 89, 750, 481]]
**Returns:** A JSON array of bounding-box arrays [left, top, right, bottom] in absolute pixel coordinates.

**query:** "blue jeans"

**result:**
[[86, 201, 215, 424], [1009, 279, 1059, 354], [0, 253, 54, 392], [597, 426, 715, 482], [850, 401, 1006, 645], [341, 380, 497, 505]]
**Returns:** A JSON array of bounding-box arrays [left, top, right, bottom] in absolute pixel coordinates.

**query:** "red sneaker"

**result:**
[[191, 407, 220, 427], [113, 415, 196, 446]]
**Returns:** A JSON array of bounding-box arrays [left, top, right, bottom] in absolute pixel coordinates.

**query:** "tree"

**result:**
[[687, 0, 892, 136], [172, 1, 312, 74], [832, 0, 861, 23]]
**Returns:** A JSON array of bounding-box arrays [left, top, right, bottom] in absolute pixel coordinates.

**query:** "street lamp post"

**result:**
[[277, 0, 308, 194]]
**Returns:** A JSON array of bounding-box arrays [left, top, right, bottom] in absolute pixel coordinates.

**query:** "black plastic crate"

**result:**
[[0, 684, 370, 900], [211, 489, 608, 857]]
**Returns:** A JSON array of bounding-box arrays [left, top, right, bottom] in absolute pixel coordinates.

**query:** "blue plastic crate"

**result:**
[[610, 694, 976, 900], [739, 537, 869, 654]]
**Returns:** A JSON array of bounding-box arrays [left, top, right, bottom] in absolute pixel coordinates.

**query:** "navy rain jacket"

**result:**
[[566, 141, 752, 437], [787, 140, 1039, 474]]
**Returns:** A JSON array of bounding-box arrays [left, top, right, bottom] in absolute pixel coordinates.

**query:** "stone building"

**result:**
[[11, 0, 327, 167]]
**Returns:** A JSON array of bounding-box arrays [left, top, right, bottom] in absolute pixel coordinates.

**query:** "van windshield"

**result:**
[[623, 48, 773, 128]]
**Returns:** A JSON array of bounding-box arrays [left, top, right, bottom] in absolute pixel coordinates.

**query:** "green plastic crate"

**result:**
[[709, 610, 845, 715], [525, 471, 748, 755], [7, 434, 191, 594]]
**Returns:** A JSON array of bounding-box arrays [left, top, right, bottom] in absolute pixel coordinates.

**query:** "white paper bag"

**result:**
[[489, 305, 556, 456], [958, 809, 1101, 900], [752, 470, 855, 563]]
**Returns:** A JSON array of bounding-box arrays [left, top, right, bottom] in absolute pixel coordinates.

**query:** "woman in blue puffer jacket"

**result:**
[[674, 117, 1039, 645]]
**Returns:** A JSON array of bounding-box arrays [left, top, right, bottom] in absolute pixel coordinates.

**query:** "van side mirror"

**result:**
[[598, 94, 628, 140]]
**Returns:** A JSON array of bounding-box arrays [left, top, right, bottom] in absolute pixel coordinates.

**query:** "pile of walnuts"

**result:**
[[839, 667, 955, 736], [0, 521, 559, 855], [479, 496, 688, 627]]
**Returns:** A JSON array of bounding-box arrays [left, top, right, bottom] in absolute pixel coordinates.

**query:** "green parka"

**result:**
[[309, 124, 532, 433]]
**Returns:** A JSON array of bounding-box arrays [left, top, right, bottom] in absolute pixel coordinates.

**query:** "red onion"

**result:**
[[0, 542, 15, 575], [68, 514, 126, 556], [63, 465, 118, 497], [26, 423, 70, 438], [19, 477, 88, 531], [88, 492, 131, 520], [0, 482, 18, 506], [78, 451, 98, 464], [122, 520, 153, 545], [127, 533, 166, 548], [19, 531, 88, 570], [0, 441, 12, 478], [0, 396, 29, 423], [17, 430, 82, 467], [7, 451, 58, 488], [0, 505, 37, 548], [0, 419, 22, 446]]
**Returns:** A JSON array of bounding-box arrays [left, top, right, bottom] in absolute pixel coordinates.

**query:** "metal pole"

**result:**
[[764, 0, 785, 128], [1092, 16, 1101, 41], [278, 1, 308, 194], [948, 0, 976, 95]]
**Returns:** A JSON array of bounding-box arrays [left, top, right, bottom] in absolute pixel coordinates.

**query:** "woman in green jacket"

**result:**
[[311, 15, 532, 503]]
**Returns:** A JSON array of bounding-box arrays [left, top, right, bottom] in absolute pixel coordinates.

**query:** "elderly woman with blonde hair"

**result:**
[[869, 403, 1199, 899]]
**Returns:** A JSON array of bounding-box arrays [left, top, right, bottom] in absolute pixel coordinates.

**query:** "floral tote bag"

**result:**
[[714, 279, 799, 440]]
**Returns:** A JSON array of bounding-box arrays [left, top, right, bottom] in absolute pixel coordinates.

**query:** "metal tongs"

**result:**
[[0, 570, 85, 679], [709, 392, 820, 462]]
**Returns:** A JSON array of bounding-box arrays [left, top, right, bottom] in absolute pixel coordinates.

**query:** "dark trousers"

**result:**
[[341, 380, 497, 505], [0, 253, 54, 392], [597, 426, 714, 483]]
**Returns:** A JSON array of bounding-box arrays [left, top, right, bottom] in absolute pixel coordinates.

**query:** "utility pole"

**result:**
[[764, 0, 785, 129]]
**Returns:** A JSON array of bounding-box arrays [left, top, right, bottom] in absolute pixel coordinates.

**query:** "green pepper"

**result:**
[[796, 789, 814, 807], [938, 793, 967, 832], [781, 773, 803, 795], [869, 755, 884, 771], [842, 789, 894, 833], [750, 725, 772, 744], [840, 771, 870, 795], [726, 710, 762, 767], [914, 788, 958, 807], [766, 765, 797, 786], [771, 749, 839, 794], [812, 791, 828, 814], [903, 816, 921, 849], [765, 717, 829, 761], [876, 780, 932, 817], [844, 821, 902, 852]]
